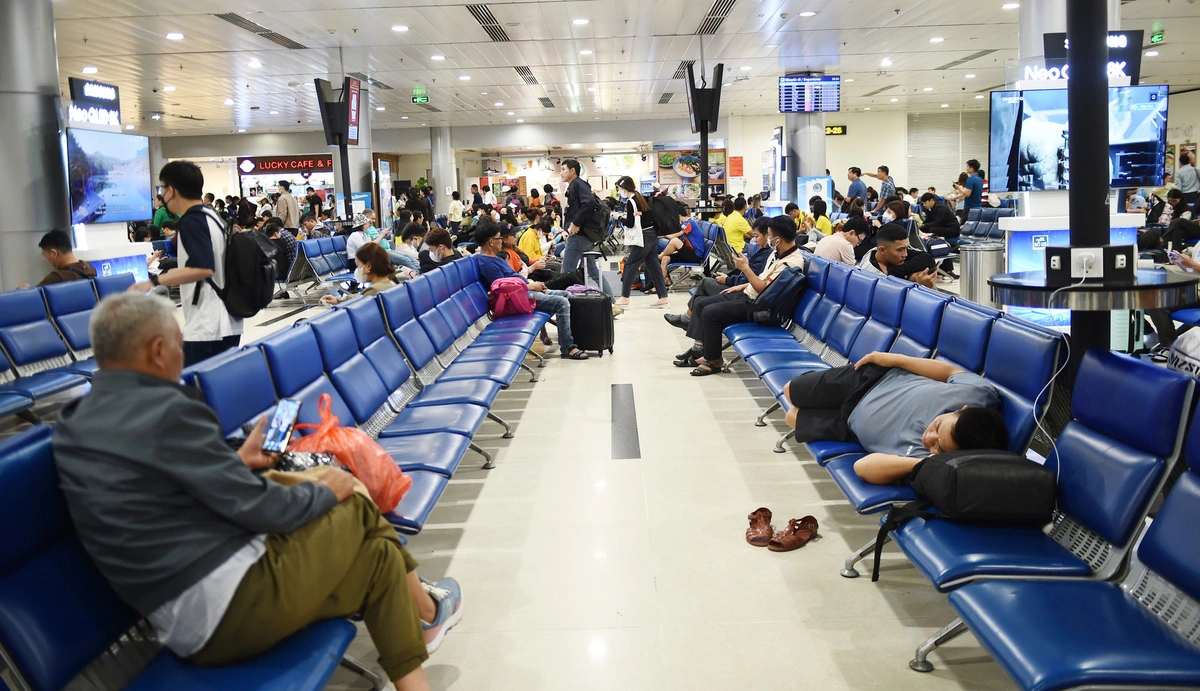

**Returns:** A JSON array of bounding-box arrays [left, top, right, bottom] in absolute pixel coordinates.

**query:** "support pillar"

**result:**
[[0, 0, 70, 290], [783, 112, 825, 204], [430, 126, 454, 217]]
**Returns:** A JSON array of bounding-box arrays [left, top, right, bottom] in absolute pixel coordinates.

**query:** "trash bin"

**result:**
[[960, 243, 1005, 308]]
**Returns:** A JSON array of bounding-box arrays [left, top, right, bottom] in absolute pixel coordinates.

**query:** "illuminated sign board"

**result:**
[[67, 77, 121, 127], [237, 155, 334, 175]]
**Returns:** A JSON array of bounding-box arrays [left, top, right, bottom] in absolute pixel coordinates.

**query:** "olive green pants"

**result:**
[[190, 494, 427, 682]]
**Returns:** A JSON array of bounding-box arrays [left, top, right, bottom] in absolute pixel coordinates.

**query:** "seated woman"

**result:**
[[801, 197, 833, 245], [677, 216, 806, 375], [322, 243, 403, 305], [658, 211, 707, 284]]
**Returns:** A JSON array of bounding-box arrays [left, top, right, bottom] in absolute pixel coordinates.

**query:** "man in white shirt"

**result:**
[[131, 161, 242, 366], [1177, 152, 1199, 207], [275, 180, 301, 230], [482, 185, 497, 206], [814, 225, 863, 265]]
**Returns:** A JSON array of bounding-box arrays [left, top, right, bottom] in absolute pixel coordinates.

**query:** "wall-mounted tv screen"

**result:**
[[779, 75, 841, 113], [989, 84, 1168, 192], [67, 128, 153, 225]]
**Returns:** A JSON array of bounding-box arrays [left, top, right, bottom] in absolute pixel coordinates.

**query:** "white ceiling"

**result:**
[[51, 0, 1200, 137]]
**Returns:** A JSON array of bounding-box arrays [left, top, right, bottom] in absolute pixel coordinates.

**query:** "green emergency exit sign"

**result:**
[[411, 95, 430, 104], [1150, 31, 1164, 44]]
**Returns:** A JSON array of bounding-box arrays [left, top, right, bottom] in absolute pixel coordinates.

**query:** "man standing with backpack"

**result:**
[[131, 161, 245, 366], [559, 159, 606, 290]]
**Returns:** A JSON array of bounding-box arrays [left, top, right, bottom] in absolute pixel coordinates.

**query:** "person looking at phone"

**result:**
[[857, 222, 938, 288], [664, 217, 771, 331], [53, 292, 461, 691], [419, 228, 463, 273], [323, 243, 405, 305], [658, 210, 708, 284]]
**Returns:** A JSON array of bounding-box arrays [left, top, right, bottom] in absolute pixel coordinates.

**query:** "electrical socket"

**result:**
[[1071, 248, 1105, 279]]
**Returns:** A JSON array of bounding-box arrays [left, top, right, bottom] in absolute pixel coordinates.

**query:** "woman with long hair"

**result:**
[[321, 243, 400, 305], [614, 175, 669, 308]]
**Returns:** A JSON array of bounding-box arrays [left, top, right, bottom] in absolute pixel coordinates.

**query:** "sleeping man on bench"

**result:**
[[783, 351, 1009, 484]]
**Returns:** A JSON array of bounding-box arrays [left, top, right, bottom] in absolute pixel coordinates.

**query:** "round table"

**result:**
[[988, 269, 1200, 311]]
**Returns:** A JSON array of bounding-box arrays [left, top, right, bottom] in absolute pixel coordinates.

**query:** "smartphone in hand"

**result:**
[[262, 399, 302, 453]]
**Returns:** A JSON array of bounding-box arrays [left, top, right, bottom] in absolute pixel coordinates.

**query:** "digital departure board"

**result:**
[[778, 75, 841, 113]]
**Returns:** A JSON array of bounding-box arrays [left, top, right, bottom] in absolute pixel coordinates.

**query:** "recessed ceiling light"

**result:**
[[494, 101, 504, 106], [923, 87, 933, 91], [481, 91, 488, 94], [890, 97, 899, 102], [163, 86, 176, 92], [975, 94, 986, 99], [401, 116, 409, 119], [880, 57, 893, 66], [863, 107, 871, 111], [376, 106, 385, 111], [420, 123, 426, 126], [845, 78, 855, 82], [586, 72, 594, 76], [431, 54, 445, 61], [799, 11, 816, 17], [1002, 2, 1019, 8], [765, 44, 777, 48], [594, 117, 599, 119], [579, 49, 593, 55], [248, 58, 261, 68], [165, 32, 184, 40], [740, 65, 752, 71], [573, 18, 589, 25], [1145, 50, 1159, 57], [125, 124, 134, 129], [506, 111, 515, 115], [930, 37, 944, 43], [238, 128, 246, 133], [516, 118, 525, 122], [459, 75, 471, 81], [964, 73, 976, 79], [82, 66, 98, 75], [940, 103, 950, 108], [269, 110, 279, 114], [593, 109, 599, 112], [224, 98, 234, 105], [723, 83, 731, 87], [151, 114, 161, 120], [586, 87, 597, 92], [391, 25, 409, 32]]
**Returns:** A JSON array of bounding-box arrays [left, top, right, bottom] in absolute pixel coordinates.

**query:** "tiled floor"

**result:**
[[302, 276, 1012, 690]]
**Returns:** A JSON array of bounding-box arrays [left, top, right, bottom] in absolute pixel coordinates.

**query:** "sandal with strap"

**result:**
[[562, 348, 590, 360], [746, 507, 774, 547], [690, 362, 723, 377], [768, 516, 819, 552]]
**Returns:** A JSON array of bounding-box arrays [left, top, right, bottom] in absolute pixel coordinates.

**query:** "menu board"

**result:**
[[656, 149, 727, 200]]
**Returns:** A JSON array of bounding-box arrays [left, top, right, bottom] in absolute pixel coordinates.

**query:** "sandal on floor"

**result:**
[[768, 516, 819, 552], [690, 362, 722, 376], [562, 348, 590, 360], [674, 354, 700, 367], [746, 507, 774, 547]]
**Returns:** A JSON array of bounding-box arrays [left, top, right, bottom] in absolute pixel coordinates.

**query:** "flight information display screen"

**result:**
[[778, 75, 841, 113]]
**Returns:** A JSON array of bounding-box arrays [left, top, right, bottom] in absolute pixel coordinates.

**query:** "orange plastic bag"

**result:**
[[287, 394, 412, 513]]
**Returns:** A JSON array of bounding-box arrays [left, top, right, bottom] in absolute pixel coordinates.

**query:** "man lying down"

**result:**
[[783, 351, 1009, 484]]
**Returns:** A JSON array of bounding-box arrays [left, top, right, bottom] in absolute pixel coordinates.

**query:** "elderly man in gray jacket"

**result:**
[[52, 293, 461, 690]]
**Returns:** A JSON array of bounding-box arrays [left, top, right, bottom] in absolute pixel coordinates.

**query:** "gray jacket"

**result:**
[[53, 370, 337, 615]]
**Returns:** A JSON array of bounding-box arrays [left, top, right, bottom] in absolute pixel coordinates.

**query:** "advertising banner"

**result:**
[[346, 77, 362, 145], [656, 149, 726, 200]]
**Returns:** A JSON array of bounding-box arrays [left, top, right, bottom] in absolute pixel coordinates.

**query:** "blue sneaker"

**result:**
[[421, 577, 463, 653]]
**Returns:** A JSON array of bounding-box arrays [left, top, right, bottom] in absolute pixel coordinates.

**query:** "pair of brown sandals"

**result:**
[[746, 508, 819, 552]]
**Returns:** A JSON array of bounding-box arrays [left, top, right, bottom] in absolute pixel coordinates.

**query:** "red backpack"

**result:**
[[488, 277, 534, 317]]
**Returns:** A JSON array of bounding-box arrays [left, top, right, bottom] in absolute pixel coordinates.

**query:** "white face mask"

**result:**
[[882, 211, 896, 223], [354, 266, 367, 283], [620, 189, 631, 199]]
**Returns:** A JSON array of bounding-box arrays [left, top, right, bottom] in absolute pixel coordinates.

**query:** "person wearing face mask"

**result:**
[[322, 243, 402, 305], [615, 176, 670, 308], [419, 228, 463, 273]]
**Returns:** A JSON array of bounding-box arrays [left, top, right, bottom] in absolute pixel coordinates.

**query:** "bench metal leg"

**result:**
[[755, 401, 781, 427], [722, 354, 742, 373], [841, 533, 889, 578], [519, 362, 540, 383], [528, 347, 546, 368], [910, 618, 968, 673], [15, 409, 41, 425], [773, 429, 794, 453], [487, 411, 515, 439], [470, 441, 496, 470], [340, 655, 386, 690]]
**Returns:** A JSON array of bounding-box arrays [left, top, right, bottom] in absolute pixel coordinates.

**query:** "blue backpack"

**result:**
[[750, 266, 806, 328]]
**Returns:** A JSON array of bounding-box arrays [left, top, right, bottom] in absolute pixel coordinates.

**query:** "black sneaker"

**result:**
[[664, 313, 689, 331]]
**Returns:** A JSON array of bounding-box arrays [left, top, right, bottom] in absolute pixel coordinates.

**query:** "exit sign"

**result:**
[[1150, 31, 1164, 44], [411, 95, 430, 104], [825, 125, 848, 136]]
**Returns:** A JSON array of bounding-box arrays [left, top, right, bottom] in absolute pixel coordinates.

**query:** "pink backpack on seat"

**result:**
[[488, 277, 534, 317]]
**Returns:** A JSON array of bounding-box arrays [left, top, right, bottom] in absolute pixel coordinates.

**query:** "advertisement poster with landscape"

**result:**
[[67, 129, 152, 225], [656, 149, 727, 200]]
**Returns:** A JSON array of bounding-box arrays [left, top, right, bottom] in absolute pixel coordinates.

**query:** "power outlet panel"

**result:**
[[1071, 248, 1104, 279]]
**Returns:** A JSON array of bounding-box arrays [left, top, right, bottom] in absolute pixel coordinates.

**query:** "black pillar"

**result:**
[[1066, 0, 1111, 374]]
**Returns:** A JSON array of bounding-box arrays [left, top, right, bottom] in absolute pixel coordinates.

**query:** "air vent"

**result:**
[[696, 0, 736, 35], [515, 66, 539, 85], [214, 13, 308, 49], [466, 5, 511, 42], [348, 72, 393, 91], [934, 49, 998, 71], [417, 103, 442, 113], [672, 60, 696, 80], [539, 97, 555, 108], [658, 92, 674, 104], [863, 85, 897, 97]]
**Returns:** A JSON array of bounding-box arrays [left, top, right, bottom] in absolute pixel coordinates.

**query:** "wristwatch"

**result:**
[[149, 273, 160, 287]]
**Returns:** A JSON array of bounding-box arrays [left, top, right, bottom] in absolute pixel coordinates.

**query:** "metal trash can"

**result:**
[[960, 243, 1005, 308]]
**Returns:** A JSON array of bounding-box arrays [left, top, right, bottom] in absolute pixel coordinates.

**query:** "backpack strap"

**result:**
[[871, 500, 935, 582], [190, 207, 232, 306]]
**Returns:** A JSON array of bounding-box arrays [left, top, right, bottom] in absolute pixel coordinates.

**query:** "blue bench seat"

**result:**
[[825, 454, 919, 513], [384, 470, 449, 534], [379, 403, 489, 439]]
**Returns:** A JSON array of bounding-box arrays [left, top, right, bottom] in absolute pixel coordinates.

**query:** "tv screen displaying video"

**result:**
[[67, 129, 153, 225], [989, 84, 1168, 192]]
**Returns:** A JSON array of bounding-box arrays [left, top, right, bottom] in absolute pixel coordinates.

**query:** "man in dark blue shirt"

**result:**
[[474, 222, 590, 360], [846, 167, 868, 208], [964, 159, 984, 211]]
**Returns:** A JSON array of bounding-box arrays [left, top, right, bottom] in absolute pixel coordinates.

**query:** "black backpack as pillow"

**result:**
[[870, 449, 1058, 581]]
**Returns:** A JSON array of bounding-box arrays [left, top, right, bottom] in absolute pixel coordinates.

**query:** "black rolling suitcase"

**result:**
[[567, 291, 614, 356]]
